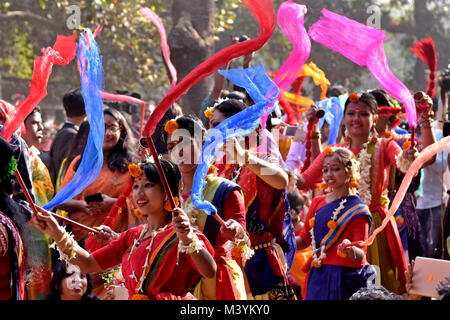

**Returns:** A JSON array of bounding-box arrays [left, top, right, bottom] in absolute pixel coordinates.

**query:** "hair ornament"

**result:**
[[128, 163, 143, 178], [164, 120, 179, 134], [324, 146, 335, 156], [349, 93, 359, 103]]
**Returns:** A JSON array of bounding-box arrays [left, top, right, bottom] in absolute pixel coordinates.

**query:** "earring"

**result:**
[[134, 208, 145, 220]]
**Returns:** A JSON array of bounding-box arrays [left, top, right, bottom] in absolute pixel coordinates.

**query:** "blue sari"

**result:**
[[306, 195, 376, 300]]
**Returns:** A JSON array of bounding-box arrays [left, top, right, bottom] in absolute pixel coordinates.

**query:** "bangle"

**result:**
[[50, 227, 78, 261], [178, 232, 204, 255]]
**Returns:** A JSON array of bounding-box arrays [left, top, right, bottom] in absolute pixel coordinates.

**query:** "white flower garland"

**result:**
[[355, 138, 378, 206], [310, 198, 347, 267], [128, 224, 169, 292], [331, 198, 347, 222]]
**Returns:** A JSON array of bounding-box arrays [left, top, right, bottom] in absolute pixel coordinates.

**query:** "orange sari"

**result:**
[[60, 155, 130, 241]]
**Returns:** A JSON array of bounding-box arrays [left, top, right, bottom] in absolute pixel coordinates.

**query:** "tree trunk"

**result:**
[[168, 0, 215, 115]]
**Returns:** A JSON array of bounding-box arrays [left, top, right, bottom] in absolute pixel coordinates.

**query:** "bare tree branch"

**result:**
[[0, 10, 60, 29]]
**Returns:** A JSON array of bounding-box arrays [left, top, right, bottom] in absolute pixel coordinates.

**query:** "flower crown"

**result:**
[[349, 93, 359, 103]]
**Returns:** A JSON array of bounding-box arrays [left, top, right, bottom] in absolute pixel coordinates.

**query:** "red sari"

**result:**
[[92, 224, 214, 300], [301, 138, 408, 294]]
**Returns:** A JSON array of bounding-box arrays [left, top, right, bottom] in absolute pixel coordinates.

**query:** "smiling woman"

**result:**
[[30, 157, 217, 300], [296, 91, 424, 295], [55, 107, 135, 299]]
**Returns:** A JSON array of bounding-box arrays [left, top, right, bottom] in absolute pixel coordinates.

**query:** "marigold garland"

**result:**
[[402, 140, 412, 150], [384, 131, 393, 139], [164, 120, 179, 134], [336, 249, 348, 258], [131, 293, 150, 300], [327, 220, 338, 229], [349, 180, 360, 189], [317, 183, 329, 191], [349, 93, 359, 103], [128, 163, 143, 178]]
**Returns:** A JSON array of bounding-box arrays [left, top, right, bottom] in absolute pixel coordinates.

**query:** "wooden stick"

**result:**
[[145, 136, 227, 228], [14, 169, 99, 234]]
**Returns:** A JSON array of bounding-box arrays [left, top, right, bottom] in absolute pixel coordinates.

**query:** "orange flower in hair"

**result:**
[[324, 147, 334, 156], [204, 108, 214, 119], [128, 163, 143, 178], [164, 196, 180, 212], [349, 93, 359, 103], [308, 218, 315, 228], [164, 120, 179, 135]]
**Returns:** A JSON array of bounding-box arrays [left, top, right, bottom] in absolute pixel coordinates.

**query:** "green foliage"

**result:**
[[0, 0, 448, 106], [0, 25, 35, 79]]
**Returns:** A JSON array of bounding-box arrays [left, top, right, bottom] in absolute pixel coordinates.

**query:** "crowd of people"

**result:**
[[1, 43, 450, 302]]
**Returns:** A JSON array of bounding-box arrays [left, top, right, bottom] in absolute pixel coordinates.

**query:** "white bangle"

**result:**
[[50, 227, 78, 261], [178, 232, 204, 255]]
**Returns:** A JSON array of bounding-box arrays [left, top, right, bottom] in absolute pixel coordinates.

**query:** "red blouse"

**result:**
[[301, 139, 402, 208], [298, 195, 370, 268], [92, 225, 214, 298]]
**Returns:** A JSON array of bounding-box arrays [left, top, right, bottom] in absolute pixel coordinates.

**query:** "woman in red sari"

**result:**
[[31, 158, 216, 300], [164, 114, 248, 300], [296, 91, 433, 295]]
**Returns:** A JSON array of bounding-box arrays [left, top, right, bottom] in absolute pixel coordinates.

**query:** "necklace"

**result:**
[[128, 223, 170, 295], [309, 197, 347, 267], [346, 136, 378, 206]]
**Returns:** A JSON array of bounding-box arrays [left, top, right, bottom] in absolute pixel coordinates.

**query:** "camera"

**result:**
[[233, 35, 250, 43]]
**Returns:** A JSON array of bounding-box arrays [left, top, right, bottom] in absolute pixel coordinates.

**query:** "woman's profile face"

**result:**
[[60, 264, 88, 300], [209, 110, 227, 129], [103, 114, 122, 152], [167, 133, 200, 173]]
